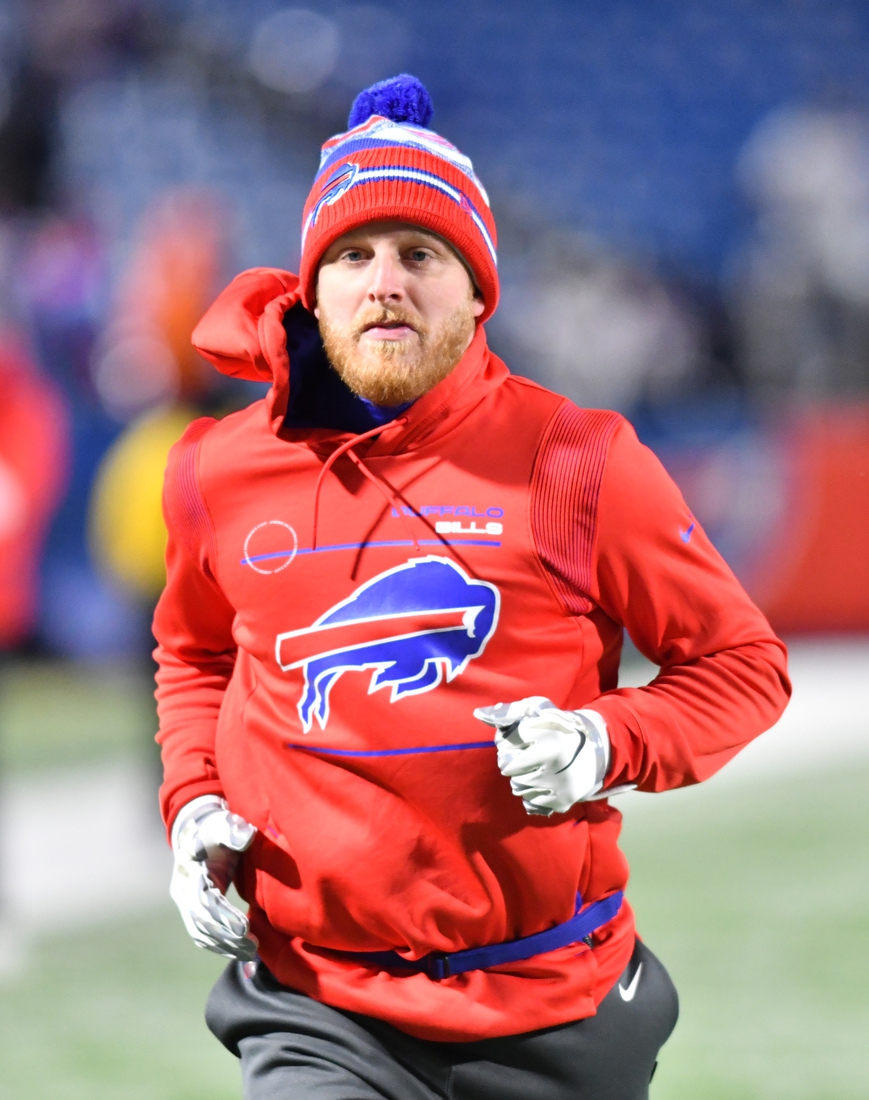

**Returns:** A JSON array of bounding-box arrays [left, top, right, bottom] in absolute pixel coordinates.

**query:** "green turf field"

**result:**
[[621, 771, 869, 1100], [0, 659, 157, 772], [0, 661, 867, 1098], [1, 765, 865, 1100]]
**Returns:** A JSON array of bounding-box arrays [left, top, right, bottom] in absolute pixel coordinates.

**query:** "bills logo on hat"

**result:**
[[306, 162, 361, 236], [275, 557, 500, 732]]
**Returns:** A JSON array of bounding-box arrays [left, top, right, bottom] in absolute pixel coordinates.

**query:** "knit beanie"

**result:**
[[299, 74, 499, 321]]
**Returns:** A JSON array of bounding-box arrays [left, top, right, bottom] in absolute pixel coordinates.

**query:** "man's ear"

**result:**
[[472, 291, 485, 319]]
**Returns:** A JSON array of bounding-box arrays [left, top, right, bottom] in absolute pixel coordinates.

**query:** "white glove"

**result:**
[[475, 697, 631, 816], [169, 795, 258, 961]]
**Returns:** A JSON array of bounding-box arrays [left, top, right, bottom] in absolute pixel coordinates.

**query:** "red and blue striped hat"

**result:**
[[299, 74, 499, 321]]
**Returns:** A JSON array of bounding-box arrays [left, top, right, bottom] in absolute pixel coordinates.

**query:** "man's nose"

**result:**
[[366, 251, 405, 304]]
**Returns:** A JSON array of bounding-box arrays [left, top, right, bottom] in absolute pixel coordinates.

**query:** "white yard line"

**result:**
[[0, 758, 170, 930], [0, 641, 865, 944]]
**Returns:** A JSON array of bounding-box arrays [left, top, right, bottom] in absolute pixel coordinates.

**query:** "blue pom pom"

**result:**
[[347, 74, 434, 129]]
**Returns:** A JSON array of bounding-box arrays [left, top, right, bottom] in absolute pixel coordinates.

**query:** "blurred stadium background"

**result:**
[[0, 1, 867, 1097]]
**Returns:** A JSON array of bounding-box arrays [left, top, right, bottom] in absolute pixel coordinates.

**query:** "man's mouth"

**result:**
[[359, 319, 418, 340]]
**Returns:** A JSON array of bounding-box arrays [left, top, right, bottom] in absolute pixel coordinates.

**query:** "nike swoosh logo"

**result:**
[[679, 521, 696, 543], [618, 962, 643, 1002]]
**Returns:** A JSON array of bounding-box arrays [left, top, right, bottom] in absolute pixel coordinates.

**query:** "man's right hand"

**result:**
[[169, 795, 259, 962]]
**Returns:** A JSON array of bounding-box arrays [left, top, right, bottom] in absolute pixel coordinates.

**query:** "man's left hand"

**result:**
[[474, 697, 613, 815]]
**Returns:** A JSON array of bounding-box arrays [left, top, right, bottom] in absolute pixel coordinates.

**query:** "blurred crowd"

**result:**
[[1, 0, 868, 665]]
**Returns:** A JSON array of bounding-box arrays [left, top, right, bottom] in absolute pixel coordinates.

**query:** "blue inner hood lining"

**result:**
[[282, 302, 413, 433]]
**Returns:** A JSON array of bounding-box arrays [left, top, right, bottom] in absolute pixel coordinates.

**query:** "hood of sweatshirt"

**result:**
[[191, 267, 510, 456]]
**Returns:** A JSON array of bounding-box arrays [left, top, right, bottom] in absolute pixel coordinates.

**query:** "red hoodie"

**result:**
[[153, 268, 790, 1041]]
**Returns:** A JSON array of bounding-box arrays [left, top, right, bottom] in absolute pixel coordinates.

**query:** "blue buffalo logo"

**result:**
[[275, 557, 500, 732]]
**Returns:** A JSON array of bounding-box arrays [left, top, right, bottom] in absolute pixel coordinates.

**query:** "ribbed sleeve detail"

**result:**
[[163, 417, 219, 579], [530, 403, 621, 614]]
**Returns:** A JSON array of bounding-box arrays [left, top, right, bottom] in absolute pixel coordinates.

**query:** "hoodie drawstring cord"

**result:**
[[343, 449, 421, 552], [310, 419, 481, 576], [311, 420, 409, 551]]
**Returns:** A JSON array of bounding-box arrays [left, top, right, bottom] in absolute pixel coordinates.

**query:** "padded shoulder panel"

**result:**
[[530, 403, 622, 614], [163, 418, 219, 578]]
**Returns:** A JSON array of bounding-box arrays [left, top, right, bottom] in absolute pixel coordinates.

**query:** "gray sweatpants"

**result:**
[[206, 938, 678, 1100]]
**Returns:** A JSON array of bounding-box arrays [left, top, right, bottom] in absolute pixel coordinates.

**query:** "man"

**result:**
[[155, 75, 790, 1099]]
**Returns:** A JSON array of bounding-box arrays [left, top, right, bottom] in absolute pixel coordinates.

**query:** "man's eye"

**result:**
[[343, 250, 364, 262], [409, 250, 430, 262]]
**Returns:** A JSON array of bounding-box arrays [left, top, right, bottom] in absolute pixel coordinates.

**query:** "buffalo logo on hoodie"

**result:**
[[275, 556, 500, 731]]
